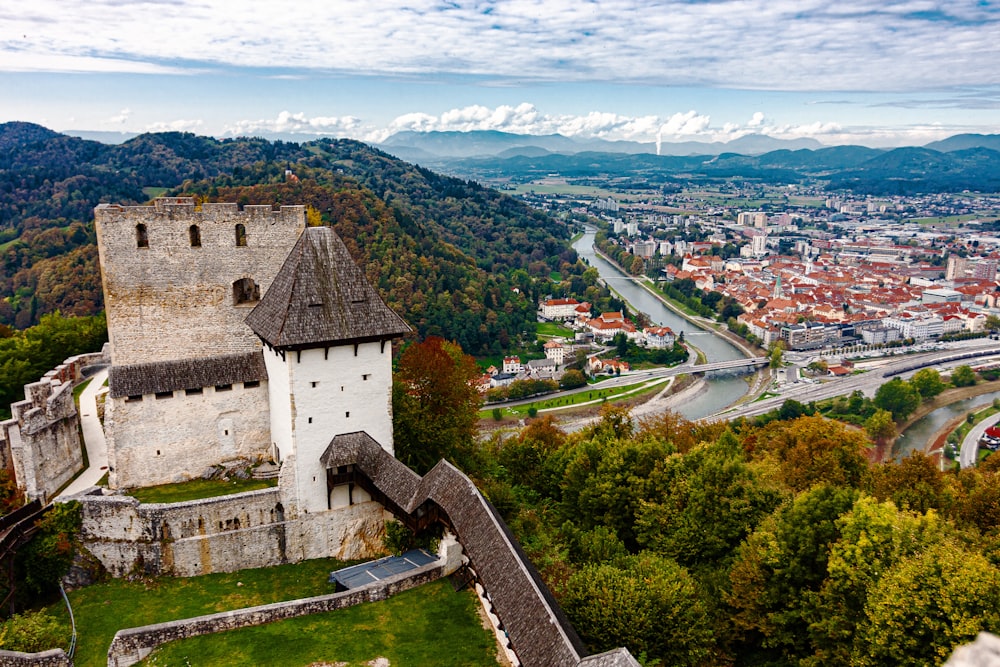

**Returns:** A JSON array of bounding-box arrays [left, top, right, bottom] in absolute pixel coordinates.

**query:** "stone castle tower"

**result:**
[[94, 198, 408, 514]]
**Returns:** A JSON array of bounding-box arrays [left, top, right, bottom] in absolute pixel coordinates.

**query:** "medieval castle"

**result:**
[[0, 198, 637, 667]]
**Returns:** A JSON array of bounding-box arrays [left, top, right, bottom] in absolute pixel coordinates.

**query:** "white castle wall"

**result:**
[[105, 381, 271, 489], [263, 341, 395, 514], [94, 200, 305, 366]]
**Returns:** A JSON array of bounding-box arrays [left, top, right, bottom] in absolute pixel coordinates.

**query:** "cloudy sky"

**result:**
[[2, 0, 999, 147]]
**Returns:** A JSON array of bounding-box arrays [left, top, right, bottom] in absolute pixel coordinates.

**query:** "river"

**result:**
[[893, 390, 1000, 461], [572, 229, 750, 420]]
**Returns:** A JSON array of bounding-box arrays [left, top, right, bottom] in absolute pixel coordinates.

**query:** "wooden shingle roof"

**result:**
[[246, 227, 410, 349], [108, 352, 267, 398], [320, 432, 639, 667]]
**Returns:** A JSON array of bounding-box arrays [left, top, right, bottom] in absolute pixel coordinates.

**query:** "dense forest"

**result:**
[[445, 404, 1000, 666], [0, 123, 581, 355]]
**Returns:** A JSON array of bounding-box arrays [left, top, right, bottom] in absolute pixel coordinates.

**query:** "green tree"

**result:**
[[636, 442, 786, 569], [864, 408, 897, 444], [810, 496, 948, 664], [0, 610, 68, 653], [768, 343, 784, 369], [563, 553, 714, 666], [392, 337, 482, 473], [951, 364, 978, 387], [559, 368, 587, 390], [728, 485, 860, 663], [910, 368, 945, 400], [855, 542, 1000, 667], [873, 377, 921, 421]]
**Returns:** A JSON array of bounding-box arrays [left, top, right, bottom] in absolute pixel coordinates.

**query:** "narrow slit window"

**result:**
[[189, 224, 201, 247], [136, 223, 149, 248], [235, 223, 247, 247]]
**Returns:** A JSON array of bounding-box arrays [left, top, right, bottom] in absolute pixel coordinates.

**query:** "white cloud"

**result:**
[[4, 1, 1000, 93], [105, 108, 131, 125], [144, 119, 204, 132], [223, 111, 365, 138]]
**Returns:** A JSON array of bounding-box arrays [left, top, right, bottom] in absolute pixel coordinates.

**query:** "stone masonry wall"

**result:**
[[0, 351, 107, 502], [0, 649, 71, 667], [106, 561, 444, 667], [80, 488, 387, 577], [104, 382, 271, 489], [94, 200, 305, 366]]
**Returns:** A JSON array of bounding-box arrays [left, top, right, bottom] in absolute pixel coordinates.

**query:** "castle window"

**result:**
[[185, 387, 203, 396], [136, 223, 149, 248], [345, 411, 350, 418], [126, 395, 143, 403], [215, 384, 232, 392], [235, 223, 247, 247], [232, 277, 260, 306], [311, 381, 318, 388], [244, 380, 260, 389], [155, 391, 173, 400], [362, 374, 371, 381], [189, 224, 201, 247]]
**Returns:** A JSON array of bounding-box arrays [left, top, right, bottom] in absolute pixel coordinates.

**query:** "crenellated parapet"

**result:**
[[0, 347, 109, 502]]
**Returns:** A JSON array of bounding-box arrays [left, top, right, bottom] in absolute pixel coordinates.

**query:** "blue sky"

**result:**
[[2, 0, 999, 147]]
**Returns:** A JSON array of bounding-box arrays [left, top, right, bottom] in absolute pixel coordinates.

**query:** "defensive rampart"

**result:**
[[79, 488, 386, 577], [0, 350, 108, 502]]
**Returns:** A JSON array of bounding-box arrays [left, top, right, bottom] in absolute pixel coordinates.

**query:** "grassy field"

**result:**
[[536, 322, 574, 338], [47, 557, 496, 667], [913, 213, 1000, 226], [138, 579, 497, 667], [127, 477, 278, 504], [482, 377, 671, 419]]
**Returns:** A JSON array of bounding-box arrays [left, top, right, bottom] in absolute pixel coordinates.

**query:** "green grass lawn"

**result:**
[[138, 579, 497, 667], [51, 557, 355, 666], [127, 477, 278, 504], [481, 377, 670, 418], [536, 321, 574, 338]]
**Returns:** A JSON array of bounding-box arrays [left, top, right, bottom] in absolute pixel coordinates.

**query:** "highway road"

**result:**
[[712, 341, 1000, 422]]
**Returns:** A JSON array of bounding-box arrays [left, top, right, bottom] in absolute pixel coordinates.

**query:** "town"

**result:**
[[518, 185, 1000, 352]]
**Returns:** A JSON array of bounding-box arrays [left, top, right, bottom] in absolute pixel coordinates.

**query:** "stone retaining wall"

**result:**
[[107, 560, 445, 667], [79, 489, 386, 577], [0, 649, 70, 667]]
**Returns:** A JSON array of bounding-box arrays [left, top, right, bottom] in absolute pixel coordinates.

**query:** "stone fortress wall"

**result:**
[[106, 381, 271, 489], [0, 349, 108, 502], [94, 199, 305, 365], [78, 487, 387, 578]]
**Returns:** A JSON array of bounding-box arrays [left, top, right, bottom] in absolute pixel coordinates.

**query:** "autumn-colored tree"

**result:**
[[392, 337, 482, 474], [869, 451, 950, 513], [743, 415, 869, 492]]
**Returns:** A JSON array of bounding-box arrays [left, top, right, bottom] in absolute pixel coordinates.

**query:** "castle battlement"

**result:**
[[96, 198, 305, 226]]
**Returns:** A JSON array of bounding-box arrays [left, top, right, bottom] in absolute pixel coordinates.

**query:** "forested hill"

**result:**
[[0, 123, 576, 354]]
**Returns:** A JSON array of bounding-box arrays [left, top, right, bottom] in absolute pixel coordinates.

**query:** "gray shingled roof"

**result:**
[[245, 227, 410, 349], [108, 352, 267, 398], [320, 432, 636, 667]]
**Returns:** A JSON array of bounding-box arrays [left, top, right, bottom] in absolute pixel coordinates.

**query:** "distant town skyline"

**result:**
[[2, 1, 999, 148]]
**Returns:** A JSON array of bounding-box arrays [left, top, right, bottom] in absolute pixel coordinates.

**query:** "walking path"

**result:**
[[58, 367, 109, 498]]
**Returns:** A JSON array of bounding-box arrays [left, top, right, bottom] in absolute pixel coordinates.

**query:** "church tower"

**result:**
[[245, 227, 410, 514]]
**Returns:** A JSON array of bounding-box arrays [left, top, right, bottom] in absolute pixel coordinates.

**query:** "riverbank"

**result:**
[[888, 379, 1000, 461]]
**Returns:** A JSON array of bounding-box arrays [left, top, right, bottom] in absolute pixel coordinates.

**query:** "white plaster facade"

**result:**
[[263, 342, 395, 514]]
